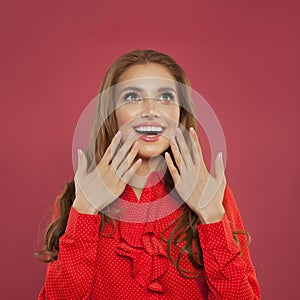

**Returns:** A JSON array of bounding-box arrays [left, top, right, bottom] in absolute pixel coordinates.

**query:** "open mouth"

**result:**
[[133, 126, 166, 136]]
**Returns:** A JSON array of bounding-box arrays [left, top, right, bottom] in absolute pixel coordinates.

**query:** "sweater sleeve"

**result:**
[[197, 184, 261, 300], [38, 206, 101, 300]]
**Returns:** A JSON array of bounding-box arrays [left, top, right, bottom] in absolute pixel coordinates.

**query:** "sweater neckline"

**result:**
[[125, 169, 165, 203]]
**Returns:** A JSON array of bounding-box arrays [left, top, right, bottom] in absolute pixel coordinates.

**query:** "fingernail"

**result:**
[[133, 141, 139, 149], [170, 136, 176, 144], [218, 152, 222, 159], [116, 130, 122, 137], [175, 127, 181, 135], [189, 127, 196, 135], [128, 132, 135, 140], [77, 149, 82, 164]]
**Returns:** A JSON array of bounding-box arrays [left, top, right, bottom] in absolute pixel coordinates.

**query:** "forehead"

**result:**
[[115, 77, 178, 95], [118, 63, 175, 83], [115, 64, 179, 95]]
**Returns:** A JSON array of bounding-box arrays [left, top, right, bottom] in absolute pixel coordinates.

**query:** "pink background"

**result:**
[[1, 1, 299, 299]]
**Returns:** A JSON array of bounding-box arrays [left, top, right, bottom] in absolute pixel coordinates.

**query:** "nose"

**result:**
[[140, 98, 159, 117]]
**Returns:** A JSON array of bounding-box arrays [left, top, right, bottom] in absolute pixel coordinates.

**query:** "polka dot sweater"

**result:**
[[39, 171, 260, 299]]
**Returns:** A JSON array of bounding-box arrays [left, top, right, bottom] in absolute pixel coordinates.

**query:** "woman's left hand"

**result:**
[[165, 127, 227, 224]]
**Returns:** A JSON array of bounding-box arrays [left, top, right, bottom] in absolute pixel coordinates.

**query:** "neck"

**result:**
[[136, 154, 166, 175], [128, 155, 166, 188]]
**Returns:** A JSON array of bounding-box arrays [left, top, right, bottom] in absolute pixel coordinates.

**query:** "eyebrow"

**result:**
[[119, 86, 176, 95], [119, 86, 143, 94]]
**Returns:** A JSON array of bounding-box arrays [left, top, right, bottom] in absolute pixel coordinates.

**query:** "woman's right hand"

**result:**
[[73, 131, 142, 215]]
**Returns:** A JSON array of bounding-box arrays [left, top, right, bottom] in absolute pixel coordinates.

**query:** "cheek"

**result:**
[[165, 108, 180, 125], [115, 107, 137, 129]]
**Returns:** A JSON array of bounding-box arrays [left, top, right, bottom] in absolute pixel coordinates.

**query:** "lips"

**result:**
[[133, 122, 166, 136]]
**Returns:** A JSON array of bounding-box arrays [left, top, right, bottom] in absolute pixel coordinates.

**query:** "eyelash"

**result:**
[[123, 92, 141, 101], [158, 92, 175, 102], [123, 92, 175, 102]]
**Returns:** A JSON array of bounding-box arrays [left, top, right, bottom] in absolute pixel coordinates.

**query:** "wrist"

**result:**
[[73, 195, 99, 215], [197, 206, 225, 224], [199, 212, 225, 224]]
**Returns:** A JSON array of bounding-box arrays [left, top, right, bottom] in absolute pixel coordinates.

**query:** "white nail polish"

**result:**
[[77, 149, 80, 166], [170, 136, 176, 144]]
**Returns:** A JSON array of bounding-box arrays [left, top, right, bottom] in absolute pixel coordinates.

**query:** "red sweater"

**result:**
[[39, 171, 260, 299]]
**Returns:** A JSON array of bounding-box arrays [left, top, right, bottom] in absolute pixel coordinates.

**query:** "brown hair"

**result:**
[[36, 49, 247, 278]]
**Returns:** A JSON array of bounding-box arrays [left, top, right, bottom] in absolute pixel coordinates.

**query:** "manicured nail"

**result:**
[[189, 127, 196, 135], [128, 132, 135, 140], [77, 149, 82, 164], [175, 127, 182, 135], [218, 152, 222, 160], [133, 141, 139, 150], [170, 136, 176, 144]]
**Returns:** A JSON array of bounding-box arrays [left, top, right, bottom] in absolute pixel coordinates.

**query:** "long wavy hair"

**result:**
[[36, 49, 248, 278]]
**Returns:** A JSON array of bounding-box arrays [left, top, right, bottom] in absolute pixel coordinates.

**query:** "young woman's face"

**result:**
[[114, 63, 181, 160]]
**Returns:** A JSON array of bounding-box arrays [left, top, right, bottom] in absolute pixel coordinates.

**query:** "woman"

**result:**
[[36, 49, 260, 299]]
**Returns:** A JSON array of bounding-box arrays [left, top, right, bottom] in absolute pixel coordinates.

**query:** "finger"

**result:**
[[215, 152, 225, 180], [76, 149, 87, 178], [102, 130, 122, 165], [169, 135, 183, 174], [112, 131, 138, 172], [117, 141, 140, 178], [175, 127, 194, 168], [189, 127, 207, 171], [122, 157, 143, 183], [189, 127, 199, 165], [165, 152, 180, 185]]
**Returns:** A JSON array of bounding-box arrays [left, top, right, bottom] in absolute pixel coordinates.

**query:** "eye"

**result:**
[[123, 92, 142, 102], [157, 92, 175, 103]]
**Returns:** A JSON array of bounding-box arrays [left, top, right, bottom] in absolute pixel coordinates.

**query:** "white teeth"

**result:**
[[134, 126, 164, 133]]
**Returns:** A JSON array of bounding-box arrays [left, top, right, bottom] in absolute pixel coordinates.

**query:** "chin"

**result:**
[[137, 150, 163, 160], [138, 142, 168, 157], [138, 138, 169, 153]]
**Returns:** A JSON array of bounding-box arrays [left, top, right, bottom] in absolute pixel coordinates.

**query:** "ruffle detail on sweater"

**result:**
[[112, 170, 184, 293], [115, 221, 169, 293]]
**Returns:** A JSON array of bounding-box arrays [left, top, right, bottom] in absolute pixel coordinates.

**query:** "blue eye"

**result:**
[[157, 92, 175, 102], [123, 92, 142, 102]]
